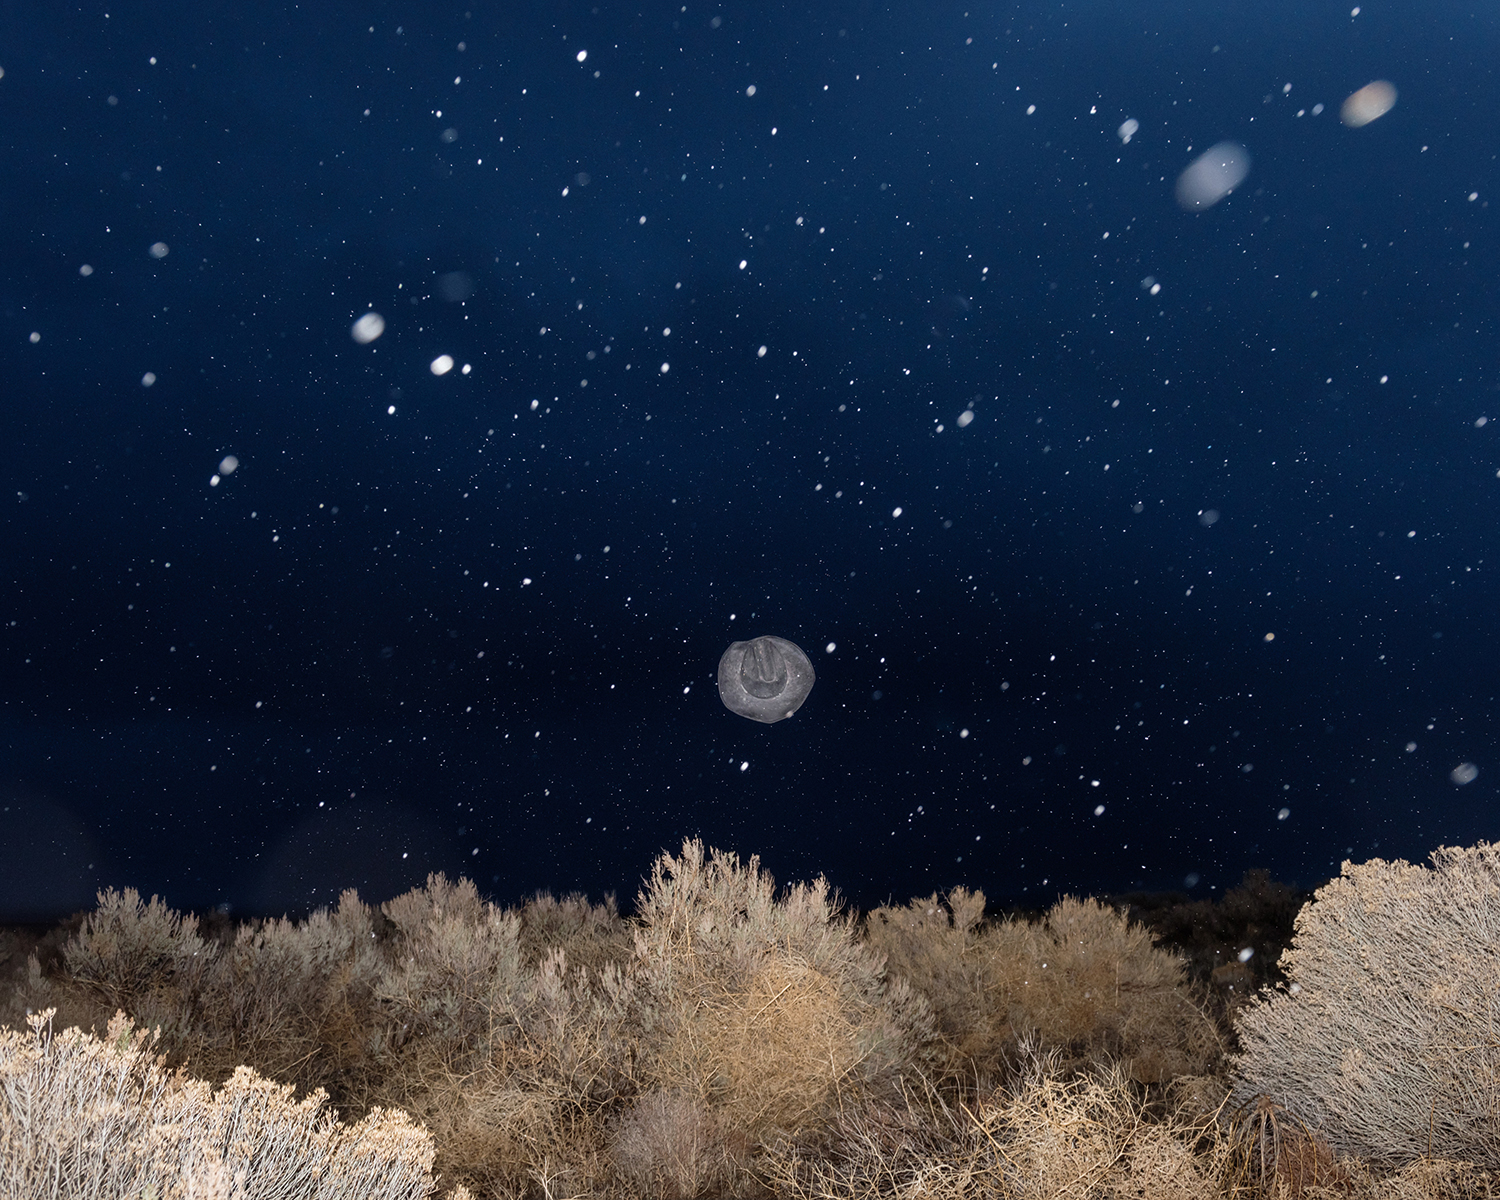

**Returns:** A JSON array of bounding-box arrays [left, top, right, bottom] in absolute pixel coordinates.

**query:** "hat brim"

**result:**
[[717, 636, 816, 723]]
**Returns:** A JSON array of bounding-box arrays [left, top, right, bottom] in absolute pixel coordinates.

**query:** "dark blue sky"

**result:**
[[4, 0, 1500, 920]]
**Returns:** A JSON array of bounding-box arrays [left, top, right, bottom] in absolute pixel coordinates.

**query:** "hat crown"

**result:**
[[740, 638, 789, 698]]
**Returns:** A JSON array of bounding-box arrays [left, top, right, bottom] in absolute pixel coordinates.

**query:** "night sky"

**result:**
[[4, 1, 1499, 922]]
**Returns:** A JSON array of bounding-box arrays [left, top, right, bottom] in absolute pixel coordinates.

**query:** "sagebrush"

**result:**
[[5, 836, 1492, 1199]]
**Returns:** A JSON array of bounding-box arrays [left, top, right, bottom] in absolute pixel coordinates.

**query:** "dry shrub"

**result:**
[[374, 879, 637, 1199], [0, 1008, 435, 1200], [409, 1075, 586, 1200], [868, 889, 1219, 1088], [5, 846, 1310, 1200], [612, 1089, 730, 1200], [191, 889, 386, 1102], [1222, 1095, 1365, 1199], [379, 872, 527, 1066], [1377, 1157, 1500, 1199], [1232, 842, 1500, 1169], [633, 837, 931, 1157], [396, 950, 638, 1192], [1018, 895, 1220, 1081], [762, 1045, 1227, 1200], [9, 873, 639, 1199], [517, 890, 632, 976], [62, 886, 218, 1019], [23, 887, 389, 1108], [863, 888, 992, 1081], [667, 953, 868, 1141], [992, 1052, 1219, 1199]]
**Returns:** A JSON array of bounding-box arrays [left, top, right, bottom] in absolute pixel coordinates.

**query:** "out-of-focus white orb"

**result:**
[[1340, 80, 1397, 128], [1175, 142, 1251, 210], [351, 312, 386, 344]]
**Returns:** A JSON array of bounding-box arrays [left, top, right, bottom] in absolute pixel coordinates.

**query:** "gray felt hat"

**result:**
[[717, 635, 816, 723]]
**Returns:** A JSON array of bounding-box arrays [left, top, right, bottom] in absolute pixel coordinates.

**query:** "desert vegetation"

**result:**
[[1, 837, 1497, 1198]]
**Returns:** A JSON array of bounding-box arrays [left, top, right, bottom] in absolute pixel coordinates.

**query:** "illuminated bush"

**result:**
[[0, 1009, 436, 1200], [1232, 841, 1500, 1168]]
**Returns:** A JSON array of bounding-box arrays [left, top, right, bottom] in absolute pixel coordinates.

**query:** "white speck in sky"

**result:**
[[1277, 807, 1290, 820], [825, 642, 836, 653], [149, 242, 169, 259], [576, 49, 587, 62], [960, 728, 970, 738], [142, 372, 157, 387], [1452, 762, 1480, 785], [219, 455, 238, 475], [1093, 804, 1105, 816], [892, 506, 903, 518], [740, 760, 749, 772], [956, 410, 975, 427], [430, 354, 455, 375], [1118, 118, 1139, 144], [757, 345, 767, 357], [660, 362, 670, 373]]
